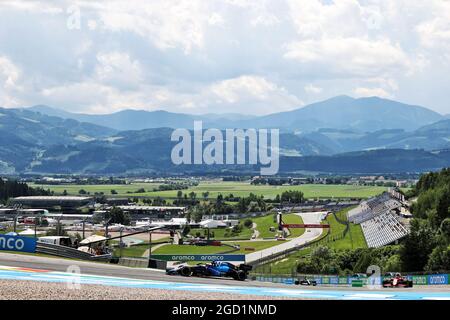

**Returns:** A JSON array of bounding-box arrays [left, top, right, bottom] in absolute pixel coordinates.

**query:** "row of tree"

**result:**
[[296, 245, 402, 275], [184, 190, 304, 222], [0, 178, 52, 203]]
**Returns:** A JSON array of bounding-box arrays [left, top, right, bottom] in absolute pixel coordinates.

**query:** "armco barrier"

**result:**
[[36, 242, 111, 262]]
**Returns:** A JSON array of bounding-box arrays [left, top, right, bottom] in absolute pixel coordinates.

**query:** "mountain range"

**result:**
[[29, 96, 444, 132], [28, 105, 257, 132], [0, 95, 449, 175]]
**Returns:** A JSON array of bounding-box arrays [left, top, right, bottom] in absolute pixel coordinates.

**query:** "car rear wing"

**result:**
[[239, 264, 253, 272]]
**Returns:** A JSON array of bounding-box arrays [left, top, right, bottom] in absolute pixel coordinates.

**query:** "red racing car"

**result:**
[[382, 273, 413, 288]]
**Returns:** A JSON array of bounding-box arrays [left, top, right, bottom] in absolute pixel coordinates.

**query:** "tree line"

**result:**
[[401, 168, 450, 272], [185, 190, 304, 222], [0, 178, 52, 204]]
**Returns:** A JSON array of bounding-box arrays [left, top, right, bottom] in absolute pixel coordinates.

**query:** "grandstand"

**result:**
[[347, 190, 410, 248], [360, 211, 409, 248], [348, 192, 402, 224]]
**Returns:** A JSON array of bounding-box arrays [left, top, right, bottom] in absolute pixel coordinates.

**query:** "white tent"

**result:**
[[80, 234, 107, 244], [18, 228, 46, 236], [77, 246, 96, 254]]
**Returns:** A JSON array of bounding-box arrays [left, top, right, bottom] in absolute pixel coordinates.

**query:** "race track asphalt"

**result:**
[[0, 252, 449, 300]]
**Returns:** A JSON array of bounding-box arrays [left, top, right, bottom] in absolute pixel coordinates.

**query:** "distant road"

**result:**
[[245, 211, 325, 264]]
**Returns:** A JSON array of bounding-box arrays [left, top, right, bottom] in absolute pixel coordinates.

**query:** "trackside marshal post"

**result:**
[[0, 234, 37, 253]]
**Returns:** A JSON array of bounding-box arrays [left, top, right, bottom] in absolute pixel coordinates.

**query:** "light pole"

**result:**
[[148, 228, 152, 261], [13, 212, 18, 233], [119, 227, 123, 258]]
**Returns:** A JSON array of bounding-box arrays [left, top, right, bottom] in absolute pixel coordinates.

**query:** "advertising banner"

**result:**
[[151, 254, 246, 262], [428, 274, 449, 285], [322, 276, 330, 284], [0, 234, 37, 253], [338, 277, 348, 285], [412, 275, 428, 285]]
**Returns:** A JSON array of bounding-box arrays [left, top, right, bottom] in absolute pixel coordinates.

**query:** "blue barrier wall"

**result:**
[[0, 235, 37, 253]]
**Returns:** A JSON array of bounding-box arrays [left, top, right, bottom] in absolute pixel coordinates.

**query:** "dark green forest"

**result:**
[[0, 178, 52, 204], [402, 168, 450, 272]]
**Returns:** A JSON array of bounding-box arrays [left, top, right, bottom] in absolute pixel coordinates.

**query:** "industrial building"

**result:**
[[11, 196, 94, 211], [117, 205, 186, 218]]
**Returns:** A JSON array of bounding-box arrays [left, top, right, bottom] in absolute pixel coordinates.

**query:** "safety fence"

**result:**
[[252, 273, 450, 286]]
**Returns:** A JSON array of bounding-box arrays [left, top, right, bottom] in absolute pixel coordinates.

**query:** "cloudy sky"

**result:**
[[0, 0, 449, 115]]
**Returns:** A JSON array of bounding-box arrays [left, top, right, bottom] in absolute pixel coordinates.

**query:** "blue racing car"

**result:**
[[166, 261, 252, 281]]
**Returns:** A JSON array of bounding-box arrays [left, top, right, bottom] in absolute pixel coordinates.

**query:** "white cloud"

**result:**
[[0, 56, 19, 89], [304, 84, 322, 94], [208, 13, 225, 27], [287, 0, 366, 38], [353, 87, 391, 99], [0, 1, 63, 14], [416, 1, 450, 51], [40, 75, 302, 115], [95, 52, 143, 89], [86, 1, 210, 54], [41, 82, 150, 114], [0, 56, 22, 106], [284, 37, 410, 77], [0, 0, 449, 115], [209, 75, 302, 112]]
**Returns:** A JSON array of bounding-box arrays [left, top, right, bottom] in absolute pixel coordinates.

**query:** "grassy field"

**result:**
[[251, 213, 305, 238], [114, 241, 169, 258], [282, 214, 305, 238], [31, 181, 388, 200], [189, 225, 254, 241], [189, 213, 304, 241], [324, 208, 367, 250], [29, 182, 161, 196]]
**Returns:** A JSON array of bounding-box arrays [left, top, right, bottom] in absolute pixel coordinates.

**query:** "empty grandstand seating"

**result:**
[[347, 192, 409, 248], [360, 211, 409, 248], [348, 193, 402, 224]]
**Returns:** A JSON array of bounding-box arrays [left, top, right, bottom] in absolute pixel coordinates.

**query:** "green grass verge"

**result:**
[[252, 213, 304, 238], [188, 224, 254, 241], [189, 213, 304, 241]]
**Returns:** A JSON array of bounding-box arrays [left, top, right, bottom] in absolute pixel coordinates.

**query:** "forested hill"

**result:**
[[403, 168, 450, 272]]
